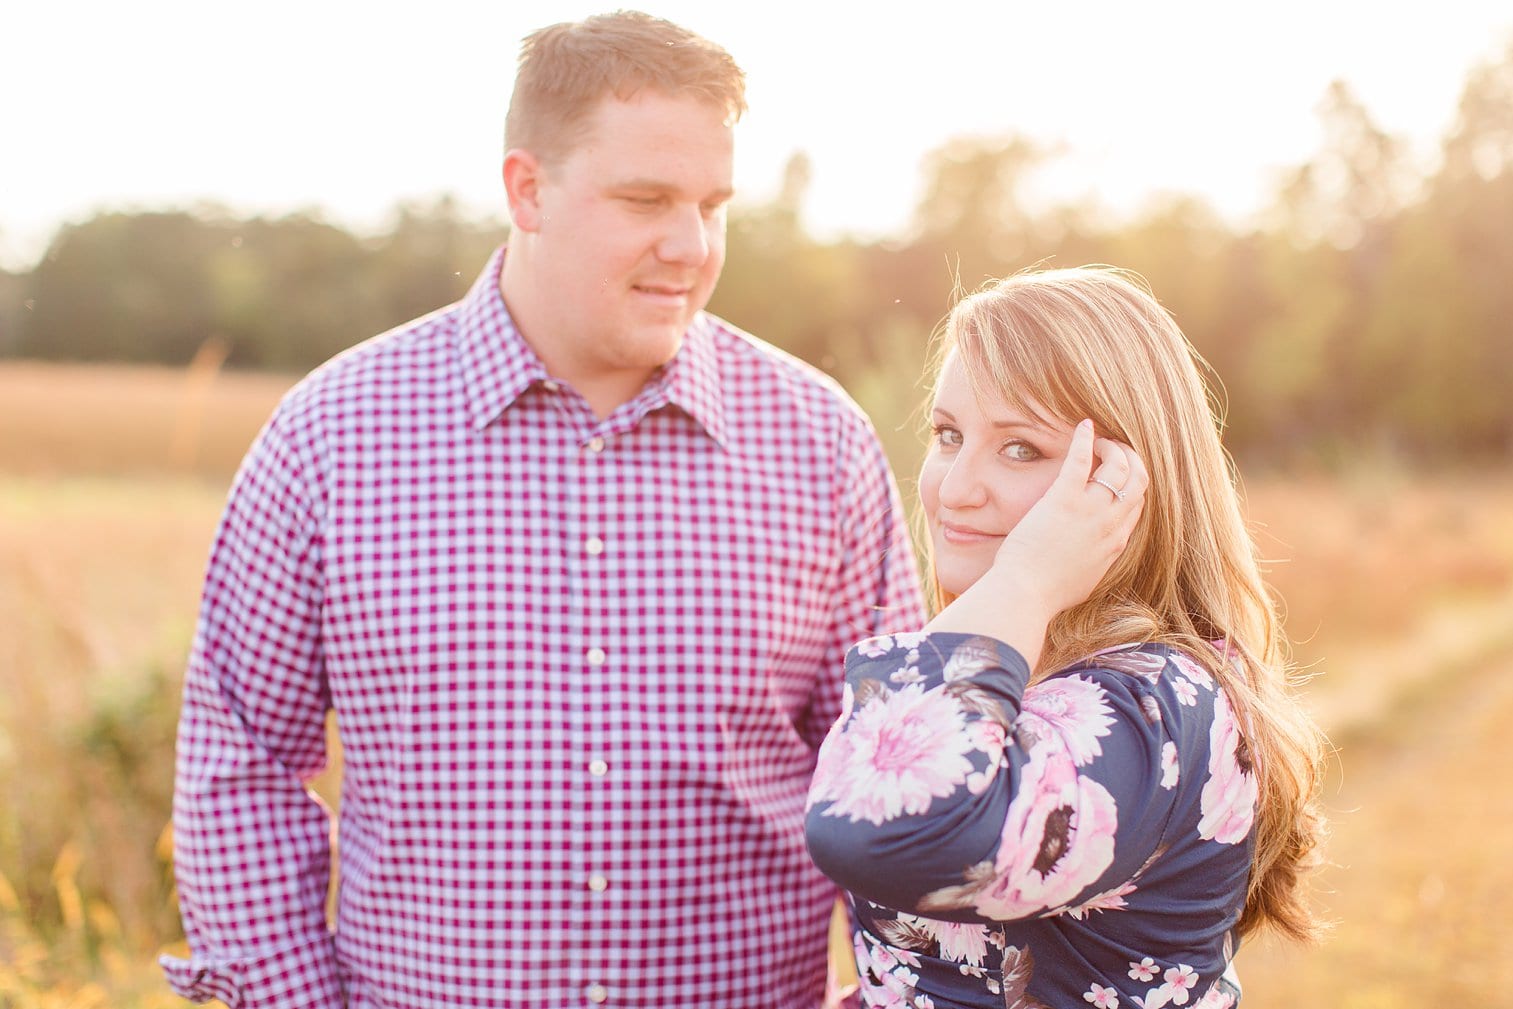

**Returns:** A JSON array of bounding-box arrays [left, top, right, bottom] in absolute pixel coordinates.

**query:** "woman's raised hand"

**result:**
[[926, 420, 1147, 669]]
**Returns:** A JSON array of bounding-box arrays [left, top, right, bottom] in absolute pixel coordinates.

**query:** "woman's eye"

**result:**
[[1002, 440, 1040, 462], [932, 425, 962, 448]]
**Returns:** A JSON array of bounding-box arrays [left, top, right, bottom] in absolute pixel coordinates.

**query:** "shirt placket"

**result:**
[[569, 421, 616, 1007]]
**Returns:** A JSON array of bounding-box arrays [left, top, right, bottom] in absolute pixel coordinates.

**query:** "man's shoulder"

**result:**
[[700, 313, 872, 429], [276, 302, 462, 424]]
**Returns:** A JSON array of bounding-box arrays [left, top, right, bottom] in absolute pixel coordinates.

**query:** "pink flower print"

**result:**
[[974, 740, 1119, 919], [916, 917, 992, 966], [1058, 879, 1136, 919], [1160, 742, 1180, 789], [1193, 985, 1235, 1009], [1197, 689, 1257, 844], [857, 966, 912, 1009], [971, 719, 1007, 756], [1019, 675, 1115, 766], [1084, 983, 1120, 1008], [1128, 957, 1158, 983], [873, 959, 921, 1009], [1172, 678, 1198, 707], [1169, 652, 1214, 690], [857, 635, 895, 658], [816, 683, 976, 825], [807, 683, 858, 810], [1161, 964, 1200, 1005]]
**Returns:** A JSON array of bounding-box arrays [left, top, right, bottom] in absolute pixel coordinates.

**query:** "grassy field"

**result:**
[[3, 360, 1512, 1006]]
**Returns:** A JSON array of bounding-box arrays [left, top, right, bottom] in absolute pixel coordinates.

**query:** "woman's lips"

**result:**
[[939, 521, 1002, 545]]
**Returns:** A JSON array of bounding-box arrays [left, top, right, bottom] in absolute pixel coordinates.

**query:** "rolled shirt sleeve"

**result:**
[[162, 416, 342, 1007]]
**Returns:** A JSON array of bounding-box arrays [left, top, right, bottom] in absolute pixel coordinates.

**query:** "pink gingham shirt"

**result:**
[[162, 246, 925, 1008]]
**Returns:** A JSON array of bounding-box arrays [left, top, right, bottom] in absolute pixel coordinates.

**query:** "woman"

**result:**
[[805, 267, 1325, 1008]]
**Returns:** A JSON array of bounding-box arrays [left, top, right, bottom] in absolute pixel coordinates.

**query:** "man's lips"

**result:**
[[632, 282, 693, 301]]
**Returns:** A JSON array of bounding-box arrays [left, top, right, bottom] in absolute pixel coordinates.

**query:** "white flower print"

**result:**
[[1197, 689, 1258, 844], [815, 683, 976, 825], [1019, 675, 1116, 766], [1084, 983, 1120, 1008], [857, 635, 895, 658], [892, 631, 929, 650], [1169, 652, 1215, 690], [890, 665, 925, 685], [1128, 957, 1158, 983], [1160, 741, 1180, 789], [1173, 678, 1198, 707]]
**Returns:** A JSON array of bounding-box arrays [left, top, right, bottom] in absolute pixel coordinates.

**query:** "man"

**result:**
[[162, 11, 923, 1008]]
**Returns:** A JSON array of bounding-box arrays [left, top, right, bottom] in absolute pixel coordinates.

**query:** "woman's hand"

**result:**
[[925, 420, 1147, 668]]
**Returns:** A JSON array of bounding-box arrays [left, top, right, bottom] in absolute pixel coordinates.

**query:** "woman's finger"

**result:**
[[1057, 419, 1098, 490]]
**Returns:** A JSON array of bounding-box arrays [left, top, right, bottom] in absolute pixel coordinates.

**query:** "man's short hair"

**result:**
[[505, 10, 747, 165]]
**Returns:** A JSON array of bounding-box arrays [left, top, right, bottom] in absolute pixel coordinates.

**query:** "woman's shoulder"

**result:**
[[1052, 643, 1223, 701], [1038, 643, 1238, 754]]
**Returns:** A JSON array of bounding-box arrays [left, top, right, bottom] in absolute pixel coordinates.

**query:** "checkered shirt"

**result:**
[[161, 245, 926, 1008]]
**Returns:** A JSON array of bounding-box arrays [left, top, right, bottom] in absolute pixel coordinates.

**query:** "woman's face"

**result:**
[[919, 350, 1076, 597]]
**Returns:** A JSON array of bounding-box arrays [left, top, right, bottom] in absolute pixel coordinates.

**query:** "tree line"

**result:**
[[3, 40, 1510, 466]]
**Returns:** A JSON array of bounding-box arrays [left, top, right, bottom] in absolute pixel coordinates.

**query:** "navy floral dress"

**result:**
[[805, 632, 1253, 1009]]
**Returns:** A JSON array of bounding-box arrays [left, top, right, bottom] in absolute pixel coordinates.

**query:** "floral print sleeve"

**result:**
[[805, 632, 1255, 1009]]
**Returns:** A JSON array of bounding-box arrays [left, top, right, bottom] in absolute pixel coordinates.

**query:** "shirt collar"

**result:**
[[454, 245, 727, 445], [455, 245, 549, 431], [652, 313, 728, 448]]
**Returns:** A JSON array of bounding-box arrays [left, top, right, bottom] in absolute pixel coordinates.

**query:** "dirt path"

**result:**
[[1236, 633, 1513, 1006]]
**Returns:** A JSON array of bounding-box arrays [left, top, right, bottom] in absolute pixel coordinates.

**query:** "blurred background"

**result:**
[[3, 3, 1512, 1005]]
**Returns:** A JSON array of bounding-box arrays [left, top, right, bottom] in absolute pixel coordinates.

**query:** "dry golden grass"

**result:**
[[0, 358, 293, 481], [3, 361, 1512, 1007]]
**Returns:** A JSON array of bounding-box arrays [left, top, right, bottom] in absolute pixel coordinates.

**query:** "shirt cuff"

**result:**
[[160, 932, 342, 1008]]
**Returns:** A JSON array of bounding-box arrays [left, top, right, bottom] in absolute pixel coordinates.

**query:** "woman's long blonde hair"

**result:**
[[930, 266, 1326, 942]]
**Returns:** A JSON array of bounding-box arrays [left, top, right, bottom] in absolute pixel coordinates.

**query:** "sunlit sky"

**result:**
[[5, 1, 1512, 270]]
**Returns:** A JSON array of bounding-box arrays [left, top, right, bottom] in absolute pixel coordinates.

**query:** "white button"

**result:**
[[542, 380, 561, 392], [585, 536, 605, 556], [588, 759, 609, 777], [587, 647, 606, 666], [586, 983, 608, 1004], [587, 436, 606, 453], [588, 874, 609, 892]]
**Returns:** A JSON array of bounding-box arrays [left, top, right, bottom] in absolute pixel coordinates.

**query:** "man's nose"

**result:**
[[656, 205, 712, 266]]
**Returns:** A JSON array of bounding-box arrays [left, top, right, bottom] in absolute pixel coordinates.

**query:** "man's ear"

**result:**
[[503, 149, 546, 232]]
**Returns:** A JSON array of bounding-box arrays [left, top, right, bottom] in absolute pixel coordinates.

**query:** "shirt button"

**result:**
[[588, 874, 609, 892], [587, 647, 606, 666], [542, 380, 561, 393], [586, 983, 608, 1004], [588, 759, 609, 777], [587, 436, 606, 453], [585, 536, 605, 556]]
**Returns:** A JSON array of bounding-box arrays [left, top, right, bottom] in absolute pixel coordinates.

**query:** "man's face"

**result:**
[[518, 90, 734, 394]]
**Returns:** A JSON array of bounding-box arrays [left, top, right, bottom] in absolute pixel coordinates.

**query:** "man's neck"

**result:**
[[498, 254, 657, 421]]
